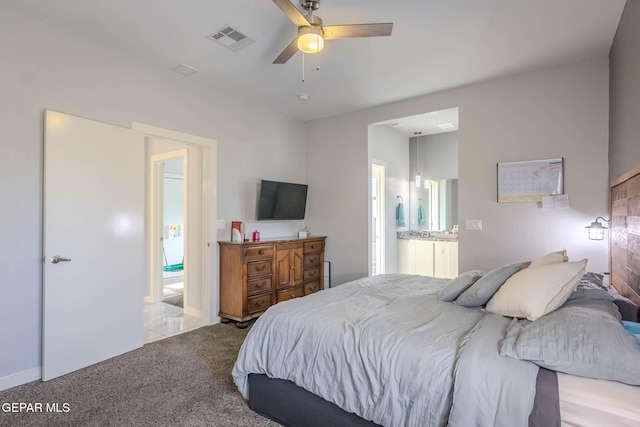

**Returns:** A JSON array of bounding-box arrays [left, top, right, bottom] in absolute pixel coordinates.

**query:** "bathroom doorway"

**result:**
[[368, 108, 459, 274]]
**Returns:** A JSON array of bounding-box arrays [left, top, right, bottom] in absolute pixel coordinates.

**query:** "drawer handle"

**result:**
[[255, 298, 264, 305], [257, 281, 266, 288], [310, 245, 316, 249], [258, 250, 264, 255], [310, 271, 317, 276], [255, 265, 266, 271]]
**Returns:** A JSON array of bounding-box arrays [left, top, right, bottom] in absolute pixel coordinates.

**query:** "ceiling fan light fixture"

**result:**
[[298, 24, 324, 53], [271, 0, 393, 64]]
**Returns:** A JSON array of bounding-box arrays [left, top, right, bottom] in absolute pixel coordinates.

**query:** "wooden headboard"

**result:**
[[610, 163, 640, 307]]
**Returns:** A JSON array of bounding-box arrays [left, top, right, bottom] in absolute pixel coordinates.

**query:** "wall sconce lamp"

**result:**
[[585, 216, 609, 240]]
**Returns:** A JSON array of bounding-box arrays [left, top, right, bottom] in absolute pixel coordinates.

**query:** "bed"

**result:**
[[232, 167, 640, 427]]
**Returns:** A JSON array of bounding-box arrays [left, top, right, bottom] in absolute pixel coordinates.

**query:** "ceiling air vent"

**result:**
[[208, 25, 255, 52], [172, 64, 199, 76]]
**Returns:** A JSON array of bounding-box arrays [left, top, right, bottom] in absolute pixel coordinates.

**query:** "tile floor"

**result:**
[[163, 282, 184, 299], [143, 281, 202, 344]]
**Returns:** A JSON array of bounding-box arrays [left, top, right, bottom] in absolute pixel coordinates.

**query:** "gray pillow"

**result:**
[[438, 270, 484, 301], [455, 262, 530, 307], [500, 298, 640, 386]]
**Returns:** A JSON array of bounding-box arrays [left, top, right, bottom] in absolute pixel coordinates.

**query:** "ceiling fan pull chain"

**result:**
[[302, 52, 305, 82]]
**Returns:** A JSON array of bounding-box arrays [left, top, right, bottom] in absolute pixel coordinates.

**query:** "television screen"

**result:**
[[257, 180, 308, 220]]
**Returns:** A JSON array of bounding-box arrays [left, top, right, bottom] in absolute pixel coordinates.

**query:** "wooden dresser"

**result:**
[[218, 236, 326, 327]]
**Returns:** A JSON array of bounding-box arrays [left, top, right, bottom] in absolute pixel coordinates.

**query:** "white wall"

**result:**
[[306, 57, 610, 286], [370, 126, 410, 274], [0, 9, 306, 386]]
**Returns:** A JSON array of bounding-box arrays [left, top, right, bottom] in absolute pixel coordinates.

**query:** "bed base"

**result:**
[[248, 374, 380, 427], [248, 370, 559, 427]]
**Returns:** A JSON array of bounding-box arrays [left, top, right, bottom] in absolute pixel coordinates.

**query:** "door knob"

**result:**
[[50, 255, 72, 264]]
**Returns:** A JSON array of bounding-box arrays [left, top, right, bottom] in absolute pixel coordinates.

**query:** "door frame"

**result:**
[[371, 160, 386, 275], [132, 122, 217, 325], [149, 150, 188, 306]]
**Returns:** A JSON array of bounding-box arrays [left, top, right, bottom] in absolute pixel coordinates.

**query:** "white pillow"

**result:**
[[528, 250, 568, 268], [485, 259, 587, 321]]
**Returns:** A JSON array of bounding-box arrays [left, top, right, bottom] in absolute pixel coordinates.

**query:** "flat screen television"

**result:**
[[257, 179, 308, 220]]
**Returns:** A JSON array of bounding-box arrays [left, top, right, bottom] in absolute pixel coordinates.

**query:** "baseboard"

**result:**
[[184, 306, 201, 318], [0, 367, 41, 391]]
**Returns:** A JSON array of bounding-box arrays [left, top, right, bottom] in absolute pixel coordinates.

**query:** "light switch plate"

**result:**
[[216, 219, 225, 230], [466, 219, 483, 230]]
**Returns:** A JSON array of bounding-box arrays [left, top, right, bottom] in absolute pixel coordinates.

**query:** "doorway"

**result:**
[[151, 153, 187, 310], [368, 108, 459, 275], [146, 145, 200, 342], [136, 122, 218, 344], [371, 162, 386, 275], [161, 157, 185, 306]]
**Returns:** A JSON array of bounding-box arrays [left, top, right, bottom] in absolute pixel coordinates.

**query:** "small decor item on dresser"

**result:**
[[298, 226, 309, 238], [231, 221, 244, 242], [252, 230, 260, 242]]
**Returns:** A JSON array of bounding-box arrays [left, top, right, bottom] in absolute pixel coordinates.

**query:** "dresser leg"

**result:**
[[220, 317, 231, 324], [236, 321, 250, 329]]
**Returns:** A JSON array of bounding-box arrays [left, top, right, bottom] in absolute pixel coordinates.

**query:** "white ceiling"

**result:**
[[2, 0, 626, 123]]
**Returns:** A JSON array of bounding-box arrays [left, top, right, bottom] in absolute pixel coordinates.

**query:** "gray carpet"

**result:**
[[162, 293, 184, 308], [0, 323, 280, 427]]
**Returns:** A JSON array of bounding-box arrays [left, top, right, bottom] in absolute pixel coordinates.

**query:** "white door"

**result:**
[[43, 110, 144, 381]]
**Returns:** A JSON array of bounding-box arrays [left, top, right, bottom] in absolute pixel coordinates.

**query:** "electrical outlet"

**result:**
[[216, 219, 225, 230], [466, 219, 483, 230]]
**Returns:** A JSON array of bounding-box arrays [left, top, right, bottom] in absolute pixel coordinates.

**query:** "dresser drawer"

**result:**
[[244, 246, 273, 261], [247, 294, 273, 314], [276, 286, 304, 303], [303, 241, 322, 253], [304, 280, 320, 295], [247, 260, 272, 277], [304, 253, 321, 268], [303, 267, 321, 281], [247, 277, 272, 295]]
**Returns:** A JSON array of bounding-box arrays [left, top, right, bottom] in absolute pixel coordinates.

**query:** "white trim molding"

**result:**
[[0, 368, 41, 391]]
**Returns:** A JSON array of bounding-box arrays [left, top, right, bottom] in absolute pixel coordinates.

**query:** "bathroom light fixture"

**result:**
[[415, 132, 422, 187], [438, 122, 456, 130], [585, 216, 609, 240]]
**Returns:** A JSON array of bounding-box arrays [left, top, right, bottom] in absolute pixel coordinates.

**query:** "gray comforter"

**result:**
[[233, 274, 539, 427]]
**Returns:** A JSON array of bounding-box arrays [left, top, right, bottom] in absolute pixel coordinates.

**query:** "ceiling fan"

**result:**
[[271, 0, 393, 64]]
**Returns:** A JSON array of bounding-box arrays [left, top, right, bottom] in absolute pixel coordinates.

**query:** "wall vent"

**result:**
[[208, 25, 255, 52]]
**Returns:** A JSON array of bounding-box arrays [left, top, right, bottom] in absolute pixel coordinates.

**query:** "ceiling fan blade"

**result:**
[[272, 0, 310, 27], [323, 23, 394, 40], [273, 38, 299, 64]]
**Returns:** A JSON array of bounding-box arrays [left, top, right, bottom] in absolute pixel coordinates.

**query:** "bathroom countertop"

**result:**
[[397, 231, 458, 242]]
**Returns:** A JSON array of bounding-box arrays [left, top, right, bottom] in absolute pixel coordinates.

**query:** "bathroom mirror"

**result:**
[[408, 131, 458, 232], [409, 178, 458, 232]]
